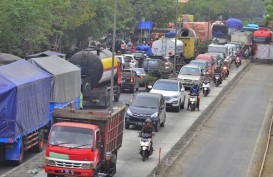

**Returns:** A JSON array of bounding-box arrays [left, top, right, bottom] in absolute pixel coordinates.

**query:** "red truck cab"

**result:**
[[253, 28, 272, 44], [44, 106, 126, 177]]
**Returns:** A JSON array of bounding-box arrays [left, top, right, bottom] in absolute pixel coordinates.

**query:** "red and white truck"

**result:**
[[44, 106, 126, 177]]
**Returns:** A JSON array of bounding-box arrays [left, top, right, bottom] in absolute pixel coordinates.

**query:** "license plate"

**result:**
[[215, 76, 219, 79], [204, 88, 207, 90], [137, 122, 143, 125], [61, 170, 74, 175]]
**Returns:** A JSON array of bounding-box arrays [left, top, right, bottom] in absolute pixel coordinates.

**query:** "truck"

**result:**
[[253, 28, 272, 44], [29, 56, 82, 126], [70, 47, 122, 108], [212, 22, 228, 44], [208, 44, 233, 64], [44, 106, 126, 177], [0, 60, 51, 165], [231, 30, 253, 45], [151, 37, 184, 58], [182, 22, 212, 44]]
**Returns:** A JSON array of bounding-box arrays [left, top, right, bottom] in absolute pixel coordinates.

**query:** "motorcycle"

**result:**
[[202, 79, 210, 97], [189, 95, 198, 111], [213, 74, 222, 87], [139, 133, 153, 161], [221, 65, 229, 79], [235, 56, 241, 68]]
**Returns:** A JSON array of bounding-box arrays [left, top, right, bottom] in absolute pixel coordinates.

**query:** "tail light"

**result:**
[[236, 57, 240, 62], [130, 76, 134, 83], [139, 75, 144, 79]]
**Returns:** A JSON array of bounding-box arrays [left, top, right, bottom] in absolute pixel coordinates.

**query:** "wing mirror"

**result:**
[[181, 87, 185, 92], [97, 141, 103, 149]]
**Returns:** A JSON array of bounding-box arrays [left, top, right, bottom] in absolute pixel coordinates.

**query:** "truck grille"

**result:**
[[164, 96, 171, 101], [55, 160, 82, 168]]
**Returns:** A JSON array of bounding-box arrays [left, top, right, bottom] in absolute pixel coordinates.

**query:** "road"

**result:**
[[164, 64, 273, 177], [1, 61, 247, 177]]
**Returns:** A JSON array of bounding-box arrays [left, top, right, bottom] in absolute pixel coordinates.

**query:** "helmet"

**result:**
[[193, 81, 198, 87], [105, 152, 112, 158], [145, 119, 152, 124]]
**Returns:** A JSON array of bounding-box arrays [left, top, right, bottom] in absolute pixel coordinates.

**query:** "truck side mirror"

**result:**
[[97, 141, 103, 148]]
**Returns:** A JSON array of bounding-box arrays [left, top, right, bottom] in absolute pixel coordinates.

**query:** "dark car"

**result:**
[[125, 92, 166, 132], [121, 69, 139, 93], [143, 59, 168, 79], [131, 68, 146, 86], [132, 52, 145, 67]]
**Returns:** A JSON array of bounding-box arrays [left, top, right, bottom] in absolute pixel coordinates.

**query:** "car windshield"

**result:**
[[132, 96, 159, 109], [49, 126, 93, 148], [125, 56, 133, 62], [180, 67, 200, 76], [132, 53, 143, 58], [133, 68, 145, 75], [122, 70, 131, 77], [190, 62, 206, 70], [153, 81, 178, 91]]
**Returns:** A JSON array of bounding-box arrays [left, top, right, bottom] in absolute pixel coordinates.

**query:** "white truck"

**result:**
[[152, 37, 184, 58], [231, 31, 253, 45]]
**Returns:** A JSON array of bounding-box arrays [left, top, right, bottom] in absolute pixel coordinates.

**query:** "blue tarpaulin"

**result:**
[[136, 45, 152, 56], [227, 18, 243, 30], [165, 31, 176, 38], [0, 60, 51, 139]]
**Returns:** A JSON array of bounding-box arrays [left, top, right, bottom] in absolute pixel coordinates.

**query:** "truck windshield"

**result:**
[[49, 126, 93, 149]]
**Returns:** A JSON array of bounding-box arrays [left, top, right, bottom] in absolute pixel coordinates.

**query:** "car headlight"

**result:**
[[82, 163, 93, 169], [45, 158, 56, 166], [151, 112, 158, 118], [126, 108, 133, 116]]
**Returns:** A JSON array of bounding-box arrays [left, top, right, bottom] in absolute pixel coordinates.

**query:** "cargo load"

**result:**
[[152, 37, 184, 57], [0, 60, 51, 139], [183, 22, 212, 44], [29, 56, 81, 103], [0, 53, 22, 66], [231, 31, 253, 45]]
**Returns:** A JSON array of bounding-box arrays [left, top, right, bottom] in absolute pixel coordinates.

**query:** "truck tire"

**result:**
[[47, 174, 56, 177], [16, 141, 24, 165], [112, 150, 118, 164], [33, 131, 44, 152], [114, 86, 120, 102], [125, 123, 130, 129]]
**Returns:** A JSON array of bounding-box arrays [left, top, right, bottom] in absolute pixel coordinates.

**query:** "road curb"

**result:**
[[147, 61, 252, 177]]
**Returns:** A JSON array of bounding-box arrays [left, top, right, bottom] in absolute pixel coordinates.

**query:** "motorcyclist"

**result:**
[[94, 152, 116, 177], [221, 60, 230, 76], [213, 65, 223, 84], [140, 119, 155, 152], [187, 82, 200, 111]]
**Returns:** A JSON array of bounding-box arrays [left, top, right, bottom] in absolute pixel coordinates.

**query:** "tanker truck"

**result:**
[[70, 47, 122, 108]]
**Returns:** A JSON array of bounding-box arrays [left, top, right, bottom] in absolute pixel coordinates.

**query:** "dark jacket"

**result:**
[[190, 86, 199, 96], [140, 125, 155, 135], [94, 160, 116, 176]]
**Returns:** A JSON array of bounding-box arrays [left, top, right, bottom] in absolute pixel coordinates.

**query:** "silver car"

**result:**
[[177, 64, 204, 89]]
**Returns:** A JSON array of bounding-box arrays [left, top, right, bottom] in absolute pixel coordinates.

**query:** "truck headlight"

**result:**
[[82, 163, 93, 169], [126, 108, 133, 116], [45, 159, 56, 166], [151, 112, 158, 118]]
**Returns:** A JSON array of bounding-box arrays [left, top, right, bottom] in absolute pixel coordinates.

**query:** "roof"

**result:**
[[0, 53, 22, 66], [27, 50, 66, 58], [136, 92, 162, 99], [156, 79, 179, 84], [145, 58, 161, 61], [191, 60, 208, 63], [0, 60, 50, 85], [196, 54, 213, 60], [53, 122, 98, 130]]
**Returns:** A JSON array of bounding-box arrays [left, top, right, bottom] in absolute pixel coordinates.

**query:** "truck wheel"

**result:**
[[181, 98, 185, 109], [114, 86, 121, 102], [47, 174, 56, 177], [33, 131, 44, 152], [16, 141, 24, 165], [125, 123, 130, 129]]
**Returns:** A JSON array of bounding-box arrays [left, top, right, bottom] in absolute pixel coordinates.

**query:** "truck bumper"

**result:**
[[45, 166, 93, 177]]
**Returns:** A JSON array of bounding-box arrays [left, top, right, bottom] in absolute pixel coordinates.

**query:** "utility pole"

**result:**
[[173, 0, 178, 75], [110, 0, 117, 112], [250, 0, 254, 23], [207, 0, 211, 43]]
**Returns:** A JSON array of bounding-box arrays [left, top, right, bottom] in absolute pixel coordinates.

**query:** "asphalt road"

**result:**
[[165, 64, 273, 177], [2, 61, 247, 177]]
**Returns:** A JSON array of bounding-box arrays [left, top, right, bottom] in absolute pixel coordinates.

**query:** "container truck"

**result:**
[[44, 106, 126, 177], [231, 31, 253, 45], [152, 37, 184, 58], [212, 22, 228, 44], [29, 56, 82, 125], [0, 60, 51, 165], [70, 47, 122, 108]]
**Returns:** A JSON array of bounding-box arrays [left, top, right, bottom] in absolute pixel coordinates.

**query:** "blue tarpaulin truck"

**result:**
[[0, 60, 51, 165]]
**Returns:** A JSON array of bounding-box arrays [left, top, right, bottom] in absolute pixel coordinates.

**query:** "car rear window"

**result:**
[[125, 56, 132, 62], [122, 70, 131, 77]]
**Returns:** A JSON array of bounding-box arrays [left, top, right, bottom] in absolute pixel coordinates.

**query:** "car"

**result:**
[[131, 68, 146, 86], [116, 55, 125, 69], [195, 54, 216, 76], [132, 52, 145, 67], [125, 92, 166, 132], [177, 64, 204, 89], [225, 43, 237, 59], [189, 60, 210, 75], [150, 79, 186, 112], [121, 69, 139, 93], [123, 54, 139, 68], [206, 52, 226, 66], [143, 59, 168, 79], [227, 42, 242, 52], [162, 57, 174, 74]]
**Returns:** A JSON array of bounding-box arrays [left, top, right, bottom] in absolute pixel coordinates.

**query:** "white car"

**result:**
[[150, 79, 186, 112], [123, 54, 139, 68]]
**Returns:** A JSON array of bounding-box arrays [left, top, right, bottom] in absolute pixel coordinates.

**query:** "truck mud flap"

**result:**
[[0, 143, 5, 163]]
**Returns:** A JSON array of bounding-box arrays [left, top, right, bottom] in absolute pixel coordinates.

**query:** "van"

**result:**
[[143, 59, 168, 79]]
